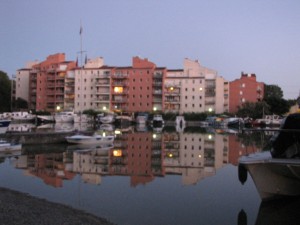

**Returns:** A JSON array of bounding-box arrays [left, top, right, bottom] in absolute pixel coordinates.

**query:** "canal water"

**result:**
[[0, 124, 299, 225]]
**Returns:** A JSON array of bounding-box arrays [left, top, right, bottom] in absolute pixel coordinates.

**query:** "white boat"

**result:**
[[74, 114, 92, 123], [151, 114, 164, 126], [239, 151, 300, 201], [254, 114, 283, 127], [99, 123, 115, 131], [10, 111, 35, 122], [55, 111, 75, 123], [97, 113, 115, 124], [136, 113, 148, 124], [222, 117, 244, 128], [0, 140, 22, 157], [239, 113, 300, 201], [65, 133, 115, 145], [7, 123, 35, 132]]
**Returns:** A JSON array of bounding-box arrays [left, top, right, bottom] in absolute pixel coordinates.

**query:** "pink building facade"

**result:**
[[111, 57, 165, 113], [229, 72, 264, 113]]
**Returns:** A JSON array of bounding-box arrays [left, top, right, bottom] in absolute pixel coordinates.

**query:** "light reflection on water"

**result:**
[[0, 125, 286, 225]]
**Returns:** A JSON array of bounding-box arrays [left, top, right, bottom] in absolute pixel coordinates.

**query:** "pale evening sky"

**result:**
[[1, 0, 299, 99]]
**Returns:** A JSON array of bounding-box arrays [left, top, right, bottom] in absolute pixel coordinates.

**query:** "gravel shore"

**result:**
[[0, 187, 116, 225]]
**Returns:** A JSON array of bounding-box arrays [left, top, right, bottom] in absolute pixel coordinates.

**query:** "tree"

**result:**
[[236, 101, 270, 119], [264, 84, 290, 115], [264, 84, 283, 99], [264, 96, 289, 115], [14, 97, 28, 110], [0, 70, 11, 112]]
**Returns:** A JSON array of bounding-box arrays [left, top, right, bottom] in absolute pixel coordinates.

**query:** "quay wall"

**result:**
[[0, 131, 92, 145]]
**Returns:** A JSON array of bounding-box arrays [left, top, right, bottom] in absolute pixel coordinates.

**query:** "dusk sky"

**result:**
[[1, 0, 299, 99]]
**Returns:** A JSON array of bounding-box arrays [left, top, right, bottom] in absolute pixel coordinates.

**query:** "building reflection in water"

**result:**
[[11, 128, 263, 188]]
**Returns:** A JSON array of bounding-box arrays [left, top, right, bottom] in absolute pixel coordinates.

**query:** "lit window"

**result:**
[[114, 87, 123, 93]]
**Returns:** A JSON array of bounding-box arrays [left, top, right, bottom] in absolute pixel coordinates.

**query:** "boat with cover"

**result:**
[[65, 133, 115, 145], [238, 113, 300, 201]]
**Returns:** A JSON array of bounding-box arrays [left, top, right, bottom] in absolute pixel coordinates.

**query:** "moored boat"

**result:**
[[97, 113, 115, 124], [55, 111, 75, 123], [238, 113, 300, 201], [0, 119, 11, 127], [10, 111, 35, 122], [65, 133, 115, 145], [0, 140, 22, 156]]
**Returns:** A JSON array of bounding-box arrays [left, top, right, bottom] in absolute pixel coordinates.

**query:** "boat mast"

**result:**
[[78, 20, 86, 116]]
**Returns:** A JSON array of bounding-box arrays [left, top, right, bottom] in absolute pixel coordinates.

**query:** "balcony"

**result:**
[[205, 91, 215, 97], [94, 97, 110, 102], [153, 89, 162, 95], [112, 97, 127, 103], [164, 90, 180, 96], [65, 90, 74, 95], [153, 98, 162, 103], [56, 82, 64, 87], [153, 82, 162, 87], [47, 97, 55, 102], [164, 100, 180, 104], [96, 81, 110, 86], [153, 72, 163, 78], [205, 100, 215, 105], [112, 74, 128, 79], [65, 82, 74, 86], [111, 81, 128, 86], [65, 98, 74, 103], [112, 90, 129, 95]]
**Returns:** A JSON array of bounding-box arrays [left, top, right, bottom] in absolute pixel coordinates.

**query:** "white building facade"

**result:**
[[165, 58, 228, 114]]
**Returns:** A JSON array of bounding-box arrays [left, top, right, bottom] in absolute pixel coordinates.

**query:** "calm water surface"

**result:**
[[1, 125, 298, 225]]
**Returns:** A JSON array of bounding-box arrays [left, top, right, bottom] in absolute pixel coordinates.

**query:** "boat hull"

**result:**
[[0, 119, 11, 127], [66, 134, 114, 145], [239, 151, 300, 201]]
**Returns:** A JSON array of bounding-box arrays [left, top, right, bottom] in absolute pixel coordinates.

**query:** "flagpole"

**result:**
[[78, 20, 86, 124]]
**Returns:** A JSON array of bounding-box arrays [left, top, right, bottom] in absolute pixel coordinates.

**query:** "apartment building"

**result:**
[[165, 58, 228, 114], [74, 57, 113, 113], [111, 57, 165, 113], [16, 61, 39, 104], [28, 53, 76, 112], [229, 72, 264, 113], [16, 54, 234, 114]]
